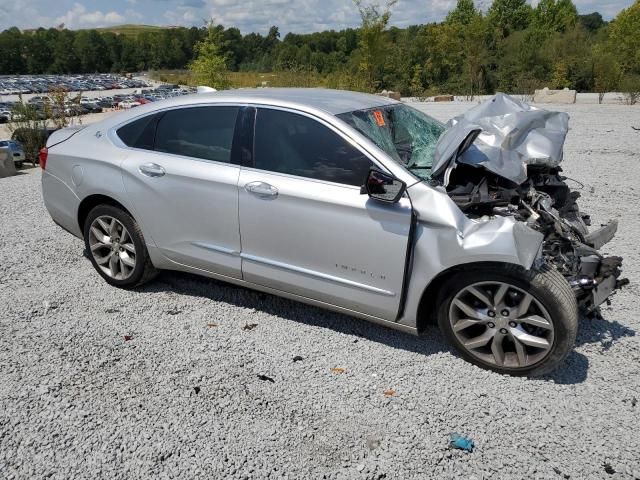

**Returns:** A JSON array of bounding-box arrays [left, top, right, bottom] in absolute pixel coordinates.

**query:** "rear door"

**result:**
[[237, 107, 412, 320], [119, 105, 243, 278]]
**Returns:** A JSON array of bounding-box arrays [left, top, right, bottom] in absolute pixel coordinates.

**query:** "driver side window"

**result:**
[[253, 108, 372, 187]]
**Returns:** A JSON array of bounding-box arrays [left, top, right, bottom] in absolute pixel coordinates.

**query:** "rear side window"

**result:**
[[253, 108, 372, 186], [155, 106, 239, 163], [116, 114, 158, 150]]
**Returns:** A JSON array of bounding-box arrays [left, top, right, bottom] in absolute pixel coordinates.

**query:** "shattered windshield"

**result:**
[[337, 104, 445, 180]]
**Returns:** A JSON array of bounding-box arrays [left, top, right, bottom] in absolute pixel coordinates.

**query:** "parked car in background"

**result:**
[[117, 100, 141, 109], [11, 128, 58, 165], [0, 74, 149, 95], [0, 140, 25, 168]]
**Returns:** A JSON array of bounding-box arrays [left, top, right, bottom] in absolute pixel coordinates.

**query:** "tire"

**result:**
[[436, 263, 578, 377], [15, 161, 23, 169], [83, 204, 158, 288]]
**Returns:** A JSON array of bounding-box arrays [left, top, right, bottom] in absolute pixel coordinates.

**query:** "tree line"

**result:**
[[1, 0, 639, 98]]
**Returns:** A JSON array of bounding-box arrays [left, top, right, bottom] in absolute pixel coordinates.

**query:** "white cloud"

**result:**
[[0, 0, 635, 33], [54, 3, 126, 29]]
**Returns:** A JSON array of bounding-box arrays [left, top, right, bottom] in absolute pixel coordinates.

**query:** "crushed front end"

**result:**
[[431, 94, 627, 312]]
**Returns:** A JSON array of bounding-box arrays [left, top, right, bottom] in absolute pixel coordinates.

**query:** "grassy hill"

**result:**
[[93, 24, 173, 36]]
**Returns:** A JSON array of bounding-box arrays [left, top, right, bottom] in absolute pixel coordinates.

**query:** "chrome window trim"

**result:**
[[108, 101, 394, 181], [108, 102, 246, 162]]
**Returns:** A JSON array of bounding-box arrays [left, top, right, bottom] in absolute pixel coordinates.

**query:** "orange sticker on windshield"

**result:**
[[373, 110, 385, 126]]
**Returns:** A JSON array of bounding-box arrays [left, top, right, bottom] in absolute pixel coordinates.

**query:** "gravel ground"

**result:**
[[1, 102, 639, 480]]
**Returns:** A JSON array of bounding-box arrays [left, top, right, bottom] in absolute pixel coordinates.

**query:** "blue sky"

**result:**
[[0, 0, 634, 34]]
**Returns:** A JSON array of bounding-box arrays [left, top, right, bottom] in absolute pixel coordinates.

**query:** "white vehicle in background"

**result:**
[[118, 100, 141, 109], [0, 140, 26, 168]]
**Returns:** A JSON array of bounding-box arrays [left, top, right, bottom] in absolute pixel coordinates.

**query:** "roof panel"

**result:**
[[197, 88, 399, 114]]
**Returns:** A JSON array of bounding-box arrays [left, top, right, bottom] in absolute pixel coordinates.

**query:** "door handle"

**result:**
[[245, 181, 278, 199], [139, 163, 165, 177]]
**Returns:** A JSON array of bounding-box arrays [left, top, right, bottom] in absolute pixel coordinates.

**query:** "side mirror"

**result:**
[[361, 168, 407, 203]]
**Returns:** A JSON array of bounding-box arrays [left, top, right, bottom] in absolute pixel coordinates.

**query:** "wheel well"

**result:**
[[416, 261, 520, 332], [77, 195, 131, 235]]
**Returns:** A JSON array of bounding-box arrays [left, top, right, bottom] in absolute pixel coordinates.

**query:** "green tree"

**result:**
[[7, 97, 48, 165], [493, 28, 548, 92], [579, 12, 606, 32], [543, 25, 594, 90], [619, 74, 640, 105], [74, 30, 108, 72], [423, 22, 464, 91], [463, 14, 490, 98], [0, 27, 26, 74], [488, 0, 532, 36], [533, 0, 578, 33], [409, 64, 426, 98], [593, 53, 621, 103], [188, 21, 229, 89], [550, 61, 571, 88], [102, 32, 123, 72], [50, 29, 80, 73], [24, 29, 52, 74], [353, 0, 397, 92], [446, 0, 478, 25], [608, 1, 640, 74]]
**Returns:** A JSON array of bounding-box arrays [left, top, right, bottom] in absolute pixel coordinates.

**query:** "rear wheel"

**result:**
[[15, 161, 23, 169], [437, 263, 578, 376], [83, 204, 157, 288]]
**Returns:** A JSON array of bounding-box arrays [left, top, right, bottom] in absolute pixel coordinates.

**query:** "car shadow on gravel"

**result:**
[[575, 314, 635, 350], [543, 314, 635, 384], [542, 351, 589, 384], [142, 271, 449, 358], [140, 271, 635, 385]]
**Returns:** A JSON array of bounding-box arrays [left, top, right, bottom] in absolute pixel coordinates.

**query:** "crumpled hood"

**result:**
[[431, 93, 569, 184]]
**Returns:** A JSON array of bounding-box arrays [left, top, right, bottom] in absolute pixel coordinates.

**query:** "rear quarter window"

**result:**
[[116, 114, 158, 150], [154, 106, 238, 163]]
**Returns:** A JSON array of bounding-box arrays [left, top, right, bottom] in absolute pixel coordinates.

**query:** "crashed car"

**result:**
[[427, 93, 626, 312], [40, 89, 625, 376]]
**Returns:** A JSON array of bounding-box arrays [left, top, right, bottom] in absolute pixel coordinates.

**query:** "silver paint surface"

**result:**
[[432, 93, 569, 184], [41, 88, 543, 332]]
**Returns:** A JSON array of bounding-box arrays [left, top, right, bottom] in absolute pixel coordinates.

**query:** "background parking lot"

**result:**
[[0, 102, 639, 479]]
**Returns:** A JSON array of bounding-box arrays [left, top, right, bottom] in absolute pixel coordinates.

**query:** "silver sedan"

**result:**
[[41, 88, 624, 376]]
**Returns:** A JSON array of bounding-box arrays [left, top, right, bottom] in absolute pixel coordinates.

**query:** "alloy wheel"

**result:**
[[448, 281, 555, 368], [88, 215, 137, 280]]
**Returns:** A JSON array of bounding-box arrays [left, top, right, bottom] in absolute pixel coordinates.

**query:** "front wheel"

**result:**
[[83, 204, 158, 288], [437, 263, 578, 376]]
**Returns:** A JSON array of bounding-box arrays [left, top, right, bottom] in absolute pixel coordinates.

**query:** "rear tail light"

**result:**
[[39, 147, 48, 170]]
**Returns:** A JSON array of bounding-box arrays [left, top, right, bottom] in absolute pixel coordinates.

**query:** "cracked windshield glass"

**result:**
[[338, 105, 445, 180]]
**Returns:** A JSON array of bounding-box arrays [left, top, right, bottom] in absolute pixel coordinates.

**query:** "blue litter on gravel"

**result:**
[[449, 433, 474, 452]]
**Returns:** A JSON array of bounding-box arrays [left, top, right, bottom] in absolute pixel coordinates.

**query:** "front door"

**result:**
[[238, 107, 412, 320], [120, 105, 243, 279]]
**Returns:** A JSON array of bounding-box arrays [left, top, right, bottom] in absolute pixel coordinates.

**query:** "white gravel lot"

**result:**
[[1, 102, 639, 480]]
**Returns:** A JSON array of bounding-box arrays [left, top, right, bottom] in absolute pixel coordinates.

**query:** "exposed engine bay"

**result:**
[[430, 94, 628, 312], [441, 162, 626, 311]]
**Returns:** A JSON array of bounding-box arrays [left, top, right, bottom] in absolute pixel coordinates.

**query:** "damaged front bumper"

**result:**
[[431, 93, 627, 312], [568, 237, 627, 311]]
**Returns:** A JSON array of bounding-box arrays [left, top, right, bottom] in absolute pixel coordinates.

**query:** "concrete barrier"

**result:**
[[0, 148, 17, 178], [533, 87, 577, 104], [377, 90, 401, 101]]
